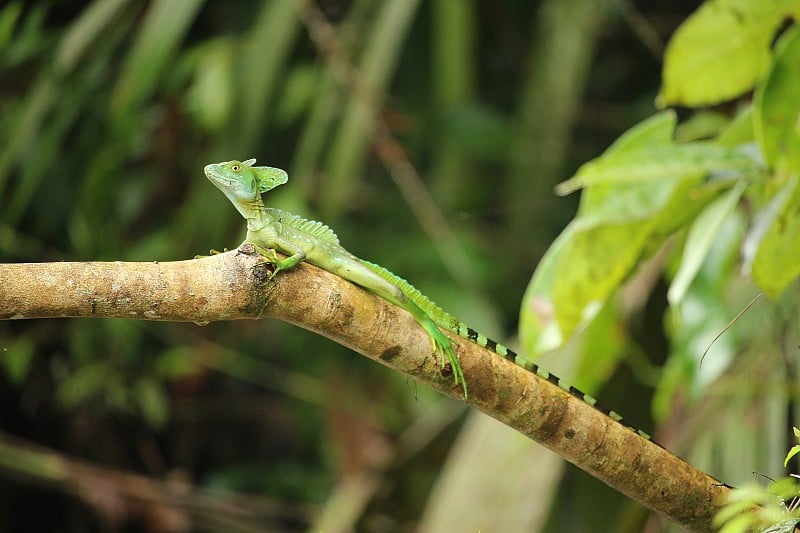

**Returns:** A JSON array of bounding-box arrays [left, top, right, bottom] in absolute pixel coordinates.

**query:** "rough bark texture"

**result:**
[[0, 250, 729, 530]]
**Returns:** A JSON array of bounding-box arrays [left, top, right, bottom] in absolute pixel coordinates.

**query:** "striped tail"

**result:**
[[456, 324, 652, 441], [360, 260, 651, 441]]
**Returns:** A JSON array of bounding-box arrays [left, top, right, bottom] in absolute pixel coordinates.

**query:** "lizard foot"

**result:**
[[239, 243, 287, 280], [194, 248, 229, 259], [425, 325, 467, 398]]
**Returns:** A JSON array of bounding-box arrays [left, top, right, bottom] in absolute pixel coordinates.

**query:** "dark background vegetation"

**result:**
[[0, 1, 754, 531]]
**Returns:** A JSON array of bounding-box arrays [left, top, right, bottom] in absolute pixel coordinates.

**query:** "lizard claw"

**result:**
[[241, 243, 286, 281], [194, 248, 227, 259], [428, 330, 467, 398]]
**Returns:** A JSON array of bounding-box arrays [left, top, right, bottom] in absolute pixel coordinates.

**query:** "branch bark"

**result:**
[[0, 249, 729, 531]]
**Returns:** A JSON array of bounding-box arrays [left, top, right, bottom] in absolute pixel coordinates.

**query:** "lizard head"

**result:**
[[204, 158, 288, 205], [204, 159, 288, 224]]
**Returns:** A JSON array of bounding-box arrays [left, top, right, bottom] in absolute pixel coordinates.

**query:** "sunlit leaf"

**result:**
[[557, 111, 758, 196], [717, 514, 757, 533], [668, 181, 746, 305], [520, 229, 628, 375], [658, 0, 800, 106], [571, 298, 627, 393], [558, 142, 756, 196], [717, 105, 755, 147], [784, 445, 800, 467], [603, 110, 677, 156], [519, 223, 574, 356], [751, 176, 800, 297], [674, 110, 731, 142], [714, 498, 760, 527], [528, 110, 753, 347], [558, 112, 675, 199], [552, 219, 651, 337], [754, 26, 800, 174]]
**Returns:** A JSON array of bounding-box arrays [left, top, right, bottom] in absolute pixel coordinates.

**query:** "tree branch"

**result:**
[[0, 429, 310, 530], [0, 248, 728, 531]]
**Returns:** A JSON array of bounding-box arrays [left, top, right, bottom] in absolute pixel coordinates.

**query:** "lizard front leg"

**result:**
[[245, 240, 307, 280]]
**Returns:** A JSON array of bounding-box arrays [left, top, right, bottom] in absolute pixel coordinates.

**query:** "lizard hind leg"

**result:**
[[419, 318, 467, 397], [357, 261, 468, 397], [393, 289, 466, 396]]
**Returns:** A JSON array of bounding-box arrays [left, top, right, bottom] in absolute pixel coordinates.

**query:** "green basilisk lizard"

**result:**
[[204, 158, 651, 440]]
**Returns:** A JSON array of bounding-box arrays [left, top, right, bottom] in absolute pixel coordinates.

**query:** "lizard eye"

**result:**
[[231, 164, 241, 172]]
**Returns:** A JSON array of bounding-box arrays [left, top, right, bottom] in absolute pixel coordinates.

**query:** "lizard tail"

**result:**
[[360, 260, 652, 441]]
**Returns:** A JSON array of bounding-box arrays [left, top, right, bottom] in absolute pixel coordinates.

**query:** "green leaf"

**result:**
[[532, 110, 750, 344], [185, 39, 236, 131], [754, 26, 800, 174], [521, 182, 675, 354], [519, 224, 575, 356], [557, 142, 757, 194], [110, 0, 204, 121], [556, 110, 757, 196], [579, 178, 679, 224], [54, 0, 131, 73], [0, 338, 35, 385], [717, 105, 755, 147], [0, 2, 23, 55], [571, 298, 627, 393], [520, 240, 627, 381], [716, 514, 757, 533], [230, 0, 301, 152], [274, 64, 322, 127], [552, 219, 652, 337], [56, 362, 117, 408], [668, 181, 746, 305], [714, 498, 760, 528], [784, 445, 800, 467], [557, 112, 675, 195], [751, 176, 800, 297], [770, 520, 800, 533], [557, 144, 754, 195], [647, 173, 719, 241], [603, 111, 677, 156], [136, 378, 169, 428], [658, 0, 800, 106], [768, 477, 800, 501], [674, 110, 731, 142]]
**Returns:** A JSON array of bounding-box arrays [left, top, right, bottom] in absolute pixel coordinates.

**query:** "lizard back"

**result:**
[[259, 202, 652, 441]]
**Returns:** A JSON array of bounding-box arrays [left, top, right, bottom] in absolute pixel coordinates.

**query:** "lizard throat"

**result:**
[[244, 201, 269, 232]]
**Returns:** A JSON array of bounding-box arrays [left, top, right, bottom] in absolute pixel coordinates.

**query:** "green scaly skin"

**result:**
[[204, 159, 652, 441]]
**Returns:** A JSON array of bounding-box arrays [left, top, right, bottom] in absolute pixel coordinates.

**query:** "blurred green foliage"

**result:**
[[520, 2, 800, 529], [3, 0, 799, 531]]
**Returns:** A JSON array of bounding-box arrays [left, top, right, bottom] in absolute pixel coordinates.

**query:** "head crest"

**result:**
[[253, 165, 288, 193]]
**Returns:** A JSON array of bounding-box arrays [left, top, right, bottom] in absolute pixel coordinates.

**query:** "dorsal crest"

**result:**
[[270, 209, 340, 243]]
